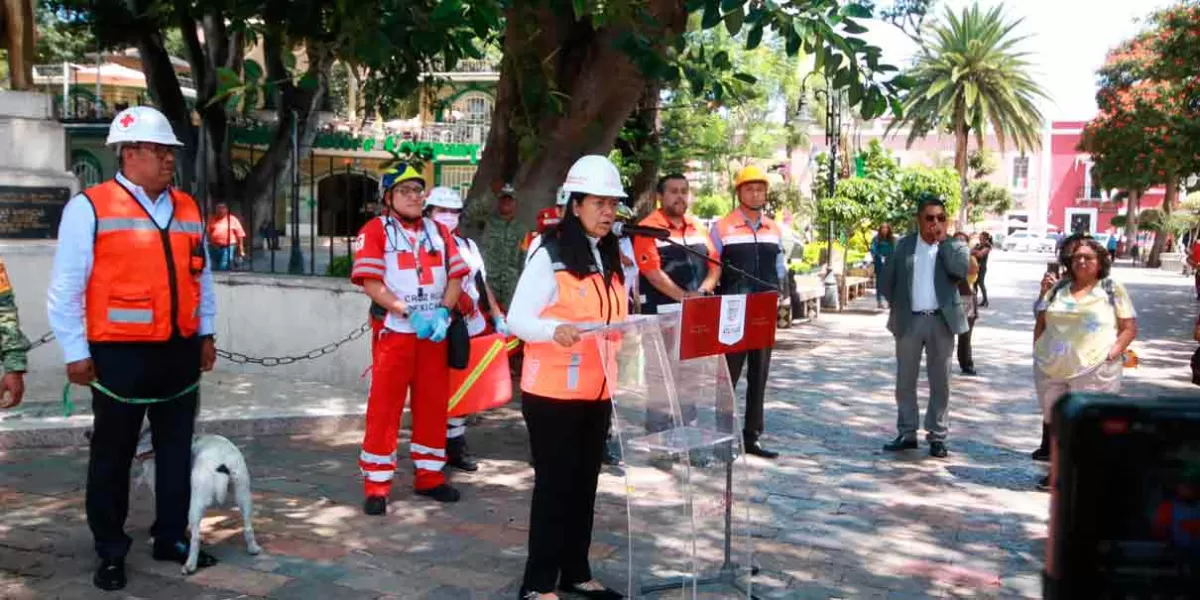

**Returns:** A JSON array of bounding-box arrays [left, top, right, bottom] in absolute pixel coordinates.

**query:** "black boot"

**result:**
[[447, 437, 479, 472], [1031, 423, 1050, 462]]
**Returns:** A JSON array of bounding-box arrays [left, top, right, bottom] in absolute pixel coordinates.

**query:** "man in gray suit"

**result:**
[[879, 194, 970, 458]]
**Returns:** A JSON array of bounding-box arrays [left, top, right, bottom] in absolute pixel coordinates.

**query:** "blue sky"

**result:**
[[865, 0, 1170, 120]]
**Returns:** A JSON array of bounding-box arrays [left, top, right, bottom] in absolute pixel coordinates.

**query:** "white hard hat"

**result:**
[[499, 183, 516, 197], [555, 187, 570, 206], [425, 186, 464, 210], [106, 106, 184, 146], [561, 155, 627, 198]]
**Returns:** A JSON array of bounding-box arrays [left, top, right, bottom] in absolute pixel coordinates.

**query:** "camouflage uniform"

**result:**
[[480, 214, 527, 308], [0, 257, 31, 374]]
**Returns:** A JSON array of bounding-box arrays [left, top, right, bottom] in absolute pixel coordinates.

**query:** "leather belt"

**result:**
[[912, 309, 941, 316]]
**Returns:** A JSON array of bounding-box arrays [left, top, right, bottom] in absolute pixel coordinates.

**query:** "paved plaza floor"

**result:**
[[1, 252, 1196, 599]]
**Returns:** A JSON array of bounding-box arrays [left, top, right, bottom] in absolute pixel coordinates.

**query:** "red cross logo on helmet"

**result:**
[[119, 113, 136, 129]]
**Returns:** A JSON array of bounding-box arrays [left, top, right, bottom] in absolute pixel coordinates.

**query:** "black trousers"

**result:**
[[957, 316, 976, 371], [726, 347, 771, 440], [973, 268, 988, 304], [521, 394, 611, 593], [87, 336, 200, 561]]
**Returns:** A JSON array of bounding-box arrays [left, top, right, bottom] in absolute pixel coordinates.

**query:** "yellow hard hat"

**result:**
[[734, 165, 769, 189], [380, 163, 425, 193]]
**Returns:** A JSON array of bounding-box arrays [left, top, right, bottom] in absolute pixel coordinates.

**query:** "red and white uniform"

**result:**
[[453, 234, 489, 337], [351, 215, 469, 495]]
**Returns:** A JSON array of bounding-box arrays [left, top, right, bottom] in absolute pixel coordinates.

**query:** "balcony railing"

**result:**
[[427, 58, 500, 73]]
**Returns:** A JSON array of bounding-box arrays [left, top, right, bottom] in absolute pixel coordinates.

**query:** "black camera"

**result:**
[[1045, 393, 1200, 599]]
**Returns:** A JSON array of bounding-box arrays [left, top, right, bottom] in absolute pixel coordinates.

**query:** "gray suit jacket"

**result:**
[[880, 234, 971, 337]]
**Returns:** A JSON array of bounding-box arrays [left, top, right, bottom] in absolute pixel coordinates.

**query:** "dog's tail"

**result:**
[[213, 465, 231, 505]]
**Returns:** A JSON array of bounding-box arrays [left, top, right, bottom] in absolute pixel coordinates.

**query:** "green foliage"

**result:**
[[898, 165, 962, 225], [34, 4, 97, 63], [966, 180, 1014, 223], [326, 255, 353, 278], [691, 194, 732, 219]]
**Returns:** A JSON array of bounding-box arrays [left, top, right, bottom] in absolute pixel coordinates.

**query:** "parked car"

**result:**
[[1002, 230, 1042, 252]]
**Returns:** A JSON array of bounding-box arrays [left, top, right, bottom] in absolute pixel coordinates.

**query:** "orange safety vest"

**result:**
[[521, 238, 628, 401], [83, 180, 206, 343]]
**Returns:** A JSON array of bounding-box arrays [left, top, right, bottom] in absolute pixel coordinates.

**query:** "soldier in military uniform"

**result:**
[[0, 256, 30, 409], [480, 183, 526, 309]]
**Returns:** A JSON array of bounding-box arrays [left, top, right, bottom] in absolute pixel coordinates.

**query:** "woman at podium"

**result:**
[[507, 155, 629, 600]]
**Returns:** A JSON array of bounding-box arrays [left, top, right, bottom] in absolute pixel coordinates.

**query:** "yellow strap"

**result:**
[[448, 339, 507, 412]]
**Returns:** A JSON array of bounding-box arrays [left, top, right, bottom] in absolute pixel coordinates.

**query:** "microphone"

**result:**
[[612, 221, 670, 239]]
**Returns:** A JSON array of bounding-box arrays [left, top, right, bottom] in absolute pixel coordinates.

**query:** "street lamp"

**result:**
[[799, 75, 842, 272]]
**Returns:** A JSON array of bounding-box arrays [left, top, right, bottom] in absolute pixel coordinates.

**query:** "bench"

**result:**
[[840, 276, 870, 308], [776, 275, 823, 328]]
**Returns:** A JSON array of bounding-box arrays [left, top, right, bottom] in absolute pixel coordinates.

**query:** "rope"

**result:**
[[62, 380, 201, 417]]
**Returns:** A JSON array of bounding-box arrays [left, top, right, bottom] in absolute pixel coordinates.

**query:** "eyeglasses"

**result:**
[[132, 143, 176, 158], [1070, 254, 1099, 263], [394, 185, 425, 196], [922, 214, 947, 223]]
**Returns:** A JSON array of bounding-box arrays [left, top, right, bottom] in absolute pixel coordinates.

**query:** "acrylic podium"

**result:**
[[583, 291, 777, 598]]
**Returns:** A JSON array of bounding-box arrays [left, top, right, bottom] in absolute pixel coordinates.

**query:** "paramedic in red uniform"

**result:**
[[509, 155, 628, 600], [425, 186, 509, 472], [46, 106, 219, 591], [710, 165, 784, 459], [352, 165, 468, 513]]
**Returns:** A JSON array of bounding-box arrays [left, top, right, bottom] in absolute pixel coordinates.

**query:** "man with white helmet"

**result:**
[[424, 186, 509, 472], [352, 164, 468, 513], [46, 105, 219, 590], [520, 186, 570, 258]]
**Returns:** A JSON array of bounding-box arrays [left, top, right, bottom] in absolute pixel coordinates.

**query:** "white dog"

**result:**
[[136, 431, 261, 574]]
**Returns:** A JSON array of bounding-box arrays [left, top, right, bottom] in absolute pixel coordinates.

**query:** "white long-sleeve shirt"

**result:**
[[46, 173, 217, 363], [508, 235, 604, 343]]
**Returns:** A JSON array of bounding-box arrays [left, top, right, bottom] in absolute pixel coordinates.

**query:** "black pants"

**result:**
[[957, 316, 976, 371], [521, 394, 611, 593], [726, 347, 771, 440], [973, 268, 988, 304], [87, 336, 201, 561]]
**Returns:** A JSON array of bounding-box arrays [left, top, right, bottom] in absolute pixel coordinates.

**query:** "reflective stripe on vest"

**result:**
[[715, 212, 781, 294], [521, 237, 628, 400], [83, 180, 205, 343]]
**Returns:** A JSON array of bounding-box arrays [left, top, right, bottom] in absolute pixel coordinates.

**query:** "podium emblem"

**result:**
[[718, 294, 747, 345]]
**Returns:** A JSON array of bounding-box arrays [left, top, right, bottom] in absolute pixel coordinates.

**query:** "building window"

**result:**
[[438, 165, 477, 197], [1083, 162, 1104, 200], [71, 150, 104, 189], [450, 92, 493, 125], [1011, 155, 1029, 190]]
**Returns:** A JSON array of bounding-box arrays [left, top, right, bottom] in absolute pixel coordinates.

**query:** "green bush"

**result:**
[[691, 194, 732, 219], [326, 255, 352, 278]]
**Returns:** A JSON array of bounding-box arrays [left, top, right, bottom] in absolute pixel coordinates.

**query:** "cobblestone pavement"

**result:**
[[0, 253, 1195, 599]]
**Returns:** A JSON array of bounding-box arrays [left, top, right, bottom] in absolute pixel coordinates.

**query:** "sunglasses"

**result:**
[[132, 143, 176, 158], [922, 214, 947, 223]]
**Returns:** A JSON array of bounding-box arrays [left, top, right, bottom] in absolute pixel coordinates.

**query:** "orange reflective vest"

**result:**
[[83, 180, 206, 342], [521, 238, 628, 401]]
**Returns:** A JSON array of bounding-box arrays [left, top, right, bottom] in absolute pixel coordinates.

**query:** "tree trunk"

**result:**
[[621, 82, 662, 217], [953, 123, 970, 229], [467, 0, 687, 228], [1123, 190, 1141, 257], [1146, 175, 1178, 268], [2, 0, 35, 90]]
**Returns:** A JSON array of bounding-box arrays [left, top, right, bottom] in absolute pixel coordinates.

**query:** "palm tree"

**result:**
[[888, 3, 1048, 227]]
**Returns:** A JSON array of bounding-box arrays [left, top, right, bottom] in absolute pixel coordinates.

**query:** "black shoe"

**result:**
[[558, 581, 624, 599], [152, 541, 218, 569], [93, 558, 126, 591], [415, 484, 461, 503], [929, 441, 949, 459], [961, 367, 978, 376], [364, 495, 387, 515], [447, 439, 479, 473], [1037, 475, 1051, 491], [601, 443, 622, 466], [745, 439, 780, 459], [883, 435, 918, 452], [1032, 423, 1050, 462]]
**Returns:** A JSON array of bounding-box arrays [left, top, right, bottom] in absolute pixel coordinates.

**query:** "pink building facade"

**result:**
[[790, 118, 1173, 236], [1043, 120, 1167, 236]]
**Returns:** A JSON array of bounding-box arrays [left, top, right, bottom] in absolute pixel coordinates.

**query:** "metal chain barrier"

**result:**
[[23, 321, 372, 367]]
